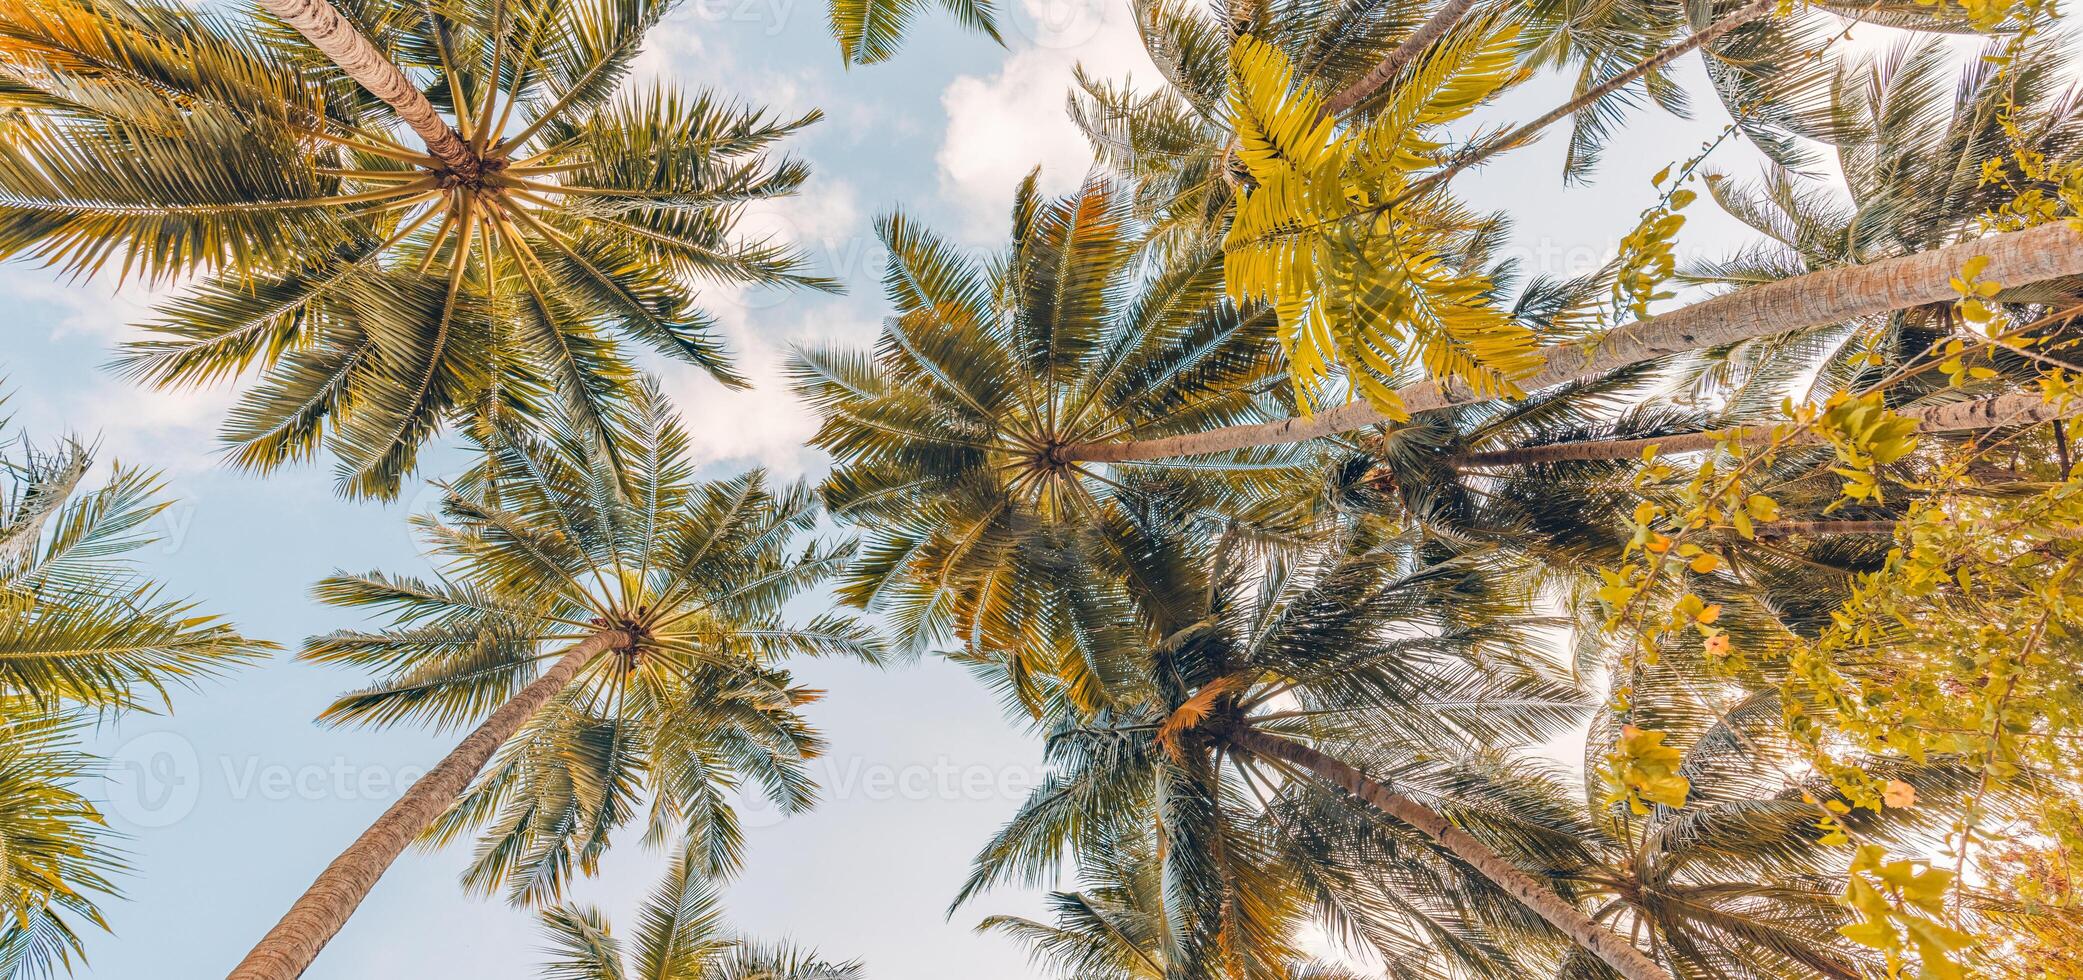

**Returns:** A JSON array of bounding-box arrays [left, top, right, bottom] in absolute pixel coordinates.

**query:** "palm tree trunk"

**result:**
[[1454, 391, 2062, 467], [1403, 0, 1773, 199], [253, 0, 479, 175], [1321, 0, 1480, 116], [1226, 727, 1673, 980], [1067, 221, 2083, 463], [226, 630, 626, 980]]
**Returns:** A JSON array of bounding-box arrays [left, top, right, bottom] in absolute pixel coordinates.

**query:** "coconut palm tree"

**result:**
[[0, 399, 268, 976], [789, 177, 1304, 685], [229, 380, 882, 980], [0, 0, 832, 497], [978, 827, 1365, 980], [948, 494, 1701, 978], [1363, 33, 2083, 475], [1062, 216, 2083, 463], [1043, 0, 2083, 467], [534, 840, 863, 980]]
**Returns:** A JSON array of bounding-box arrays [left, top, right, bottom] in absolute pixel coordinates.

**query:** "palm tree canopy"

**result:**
[[0, 0, 835, 497], [0, 400, 269, 976], [302, 380, 884, 903], [536, 840, 864, 980], [790, 176, 1301, 671], [953, 496, 1599, 977], [978, 828, 1365, 980]]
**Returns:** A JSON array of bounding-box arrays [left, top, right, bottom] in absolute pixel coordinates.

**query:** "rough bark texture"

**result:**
[[1455, 391, 2065, 467], [253, 0, 478, 174], [1068, 222, 2083, 462], [1321, 0, 1479, 116], [226, 631, 625, 980], [1228, 727, 1673, 980]]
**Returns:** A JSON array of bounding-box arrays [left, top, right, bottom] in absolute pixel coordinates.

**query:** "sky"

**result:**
[[0, 1, 1975, 976]]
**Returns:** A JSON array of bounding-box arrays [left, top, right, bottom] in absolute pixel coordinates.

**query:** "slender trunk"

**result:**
[[1321, 0, 1480, 116], [226, 630, 626, 980], [1405, 0, 1773, 199], [1454, 391, 2064, 467], [1067, 222, 2083, 463], [253, 0, 479, 174], [1227, 727, 1673, 980]]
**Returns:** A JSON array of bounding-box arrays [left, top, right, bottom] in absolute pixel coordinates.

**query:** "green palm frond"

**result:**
[[826, 0, 1001, 66], [0, 709, 120, 980], [0, 402, 264, 978], [306, 379, 880, 903], [793, 179, 1298, 678], [1, 0, 833, 498], [534, 839, 861, 980]]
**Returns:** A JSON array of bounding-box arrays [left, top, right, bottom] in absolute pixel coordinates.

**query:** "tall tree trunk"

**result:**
[[254, 0, 479, 174], [1067, 222, 2083, 463], [226, 630, 626, 980], [1321, 0, 1480, 116], [1227, 727, 1673, 980], [1454, 391, 2064, 467], [1404, 0, 1773, 199]]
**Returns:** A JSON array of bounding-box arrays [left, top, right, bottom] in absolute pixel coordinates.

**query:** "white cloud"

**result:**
[[936, 0, 1158, 240], [658, 174, 878, 477], [0, 266, 234, 475], [0, 266, 170, 341], [632, 4, 810, 112], [654, 294, 871, 478]]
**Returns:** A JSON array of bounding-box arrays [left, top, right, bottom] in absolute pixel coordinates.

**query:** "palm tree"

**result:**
[[1416, 33, 2083, 467], [1062, 218, 2083, 463], [0, 400, 268, 976], [229, 381, 882, 980], [978, 828, 1364, 980], [534, 840, 863, 980], [1549, 692, 1898, 979], [0, 0, 832, 497], [1043, 0, 2083, 467], [950, 495, 1693, 978], [0, 711, 119, 980], [789, 177, 1302, 683]]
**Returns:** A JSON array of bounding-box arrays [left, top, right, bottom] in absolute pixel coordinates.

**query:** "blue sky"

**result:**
[[0, 1, 1956, 975]]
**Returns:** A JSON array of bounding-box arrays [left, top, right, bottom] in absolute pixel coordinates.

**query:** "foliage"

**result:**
[[535, 840, 862, 980], [0, 405, 266, 977], [790, 178, 1300, 688], [15, 0, 2083, 972], [304, 381, 882, 903], [1222, 27, 1541, 421], [0, 0, 832, 497], [825, 0, 1000, 66]]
